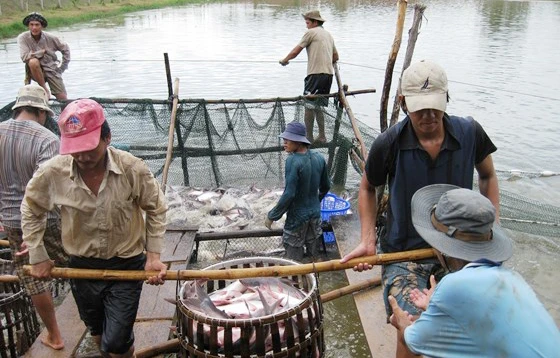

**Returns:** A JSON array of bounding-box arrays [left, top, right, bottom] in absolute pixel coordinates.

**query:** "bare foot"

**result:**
[[41, 335, 64, 350]]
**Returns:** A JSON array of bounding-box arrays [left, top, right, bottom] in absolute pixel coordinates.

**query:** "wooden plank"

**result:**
[[136, 280, 177, 320], [24, 294, 86, 358], [160, 230, 197, 264], [331, 214, 396, 357]]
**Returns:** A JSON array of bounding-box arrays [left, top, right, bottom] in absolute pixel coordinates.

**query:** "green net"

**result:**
[[1, 96, 559, 239]]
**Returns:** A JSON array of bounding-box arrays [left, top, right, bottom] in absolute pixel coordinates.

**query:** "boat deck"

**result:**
[[23, 227, 197, 358], [331, 214, 395, 357]]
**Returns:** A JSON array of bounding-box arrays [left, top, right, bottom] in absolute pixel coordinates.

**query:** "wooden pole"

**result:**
[[333, 65, 368, 168], [320, 277, 381, 303], [389, 4, 427, 127], [161, 78, 180, 190], [22, 249, 434, 281], [136, 338, 180, 358], [0, 239, 9, 247], [379, 0, 408, 132], [0, 275, 19, 283]]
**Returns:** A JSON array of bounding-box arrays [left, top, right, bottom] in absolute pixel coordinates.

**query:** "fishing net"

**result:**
[[1, 97, 559, 240]]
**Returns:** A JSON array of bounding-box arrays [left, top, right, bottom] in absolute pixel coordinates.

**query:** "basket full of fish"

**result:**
[[177, 257, 324, 357]]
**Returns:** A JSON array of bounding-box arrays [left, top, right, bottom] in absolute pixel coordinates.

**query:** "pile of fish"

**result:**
[[181, 277, 307, 320], [166, 186, 285, 232], [179, 277, 315, 353]]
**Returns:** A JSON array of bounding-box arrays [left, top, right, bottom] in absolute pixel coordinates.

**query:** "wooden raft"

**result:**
[[330, 214, 396, 357], [23, 228, 197, 358]]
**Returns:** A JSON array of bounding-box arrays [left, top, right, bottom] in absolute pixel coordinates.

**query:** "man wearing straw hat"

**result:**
[[280, 10, 339, 144], [0, 84, 69, 350], [388, 184, 560, 357], [21, 98, 167, 357], [18, 12, 70, 100], [265, 121, 330, 261], [340, 60, 500, 358]]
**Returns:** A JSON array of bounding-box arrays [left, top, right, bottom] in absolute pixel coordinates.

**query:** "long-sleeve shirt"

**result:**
[[268, 150, 330, 230], [0, 119, 59, 228], [18, 31, 70, 75], [21, 146, 167, 264]]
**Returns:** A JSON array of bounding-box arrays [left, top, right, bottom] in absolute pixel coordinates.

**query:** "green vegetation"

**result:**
[[0, 0, 205, 39]]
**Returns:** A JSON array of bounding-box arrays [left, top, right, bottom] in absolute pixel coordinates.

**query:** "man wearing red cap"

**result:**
[[280, 10, 339, 144], [21, 99, 167, 358], [18, 12, 70, 100]]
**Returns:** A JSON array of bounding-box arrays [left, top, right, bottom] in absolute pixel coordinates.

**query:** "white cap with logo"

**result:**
[[400, 60, 448, 113]]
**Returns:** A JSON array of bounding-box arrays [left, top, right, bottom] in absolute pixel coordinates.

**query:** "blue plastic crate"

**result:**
[[320, 193, 350, 222], [320, 193, 350, 243]]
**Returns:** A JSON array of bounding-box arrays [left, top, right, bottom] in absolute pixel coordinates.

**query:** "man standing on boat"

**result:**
[[265, 122, 331, 261], [18, 12, 70, 100], [340, 60, 500, 358], [389, 184, 560, 357], [0, 84, 69, 350], [280, 10, 339, 144], [21, 99, 168, 358]]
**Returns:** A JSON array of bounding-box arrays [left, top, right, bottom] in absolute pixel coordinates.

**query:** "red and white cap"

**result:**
[[58, 99, 105, 155]]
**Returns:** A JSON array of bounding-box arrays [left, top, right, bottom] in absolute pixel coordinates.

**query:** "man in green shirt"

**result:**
[[265, 122, 331, 261]]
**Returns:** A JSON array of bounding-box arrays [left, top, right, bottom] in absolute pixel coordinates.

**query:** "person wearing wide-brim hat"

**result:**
[[1, 84, 69, 350], [265, 122, 331, 262], [388, 184, 560, 358], [279, 10, 339, 144], [18, 12, 71, 101]]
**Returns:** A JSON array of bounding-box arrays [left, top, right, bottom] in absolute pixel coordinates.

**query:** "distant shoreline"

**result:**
[[0, 0, 204, 39]]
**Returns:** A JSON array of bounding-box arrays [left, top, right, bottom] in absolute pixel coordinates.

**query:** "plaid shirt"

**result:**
[[0, 118, 60, 228]]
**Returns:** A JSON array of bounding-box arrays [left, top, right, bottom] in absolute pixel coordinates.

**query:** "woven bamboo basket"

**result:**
[[177, 257, 324, 358], [0, 258, 40, 358]]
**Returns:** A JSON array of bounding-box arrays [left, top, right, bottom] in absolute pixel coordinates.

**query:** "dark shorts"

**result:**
[[69, 254, 145, 355], [6, 219, 68, 296], [304, 74, 333, 107], [283, 217, 322, 262], [381, 261, 447, 322]]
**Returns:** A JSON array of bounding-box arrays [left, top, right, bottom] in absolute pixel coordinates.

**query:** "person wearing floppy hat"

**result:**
[[21, 98, 168, 357], [339, 60, 500, 358], [265, 122, 330, 261], [0, 84, 69, 350], [18, 12, 70, 100], [388, 184, 560, 358], [279, 10, 339, 144]]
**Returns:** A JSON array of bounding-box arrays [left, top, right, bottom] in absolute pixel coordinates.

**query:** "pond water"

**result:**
[[1, 0, 559, 355]]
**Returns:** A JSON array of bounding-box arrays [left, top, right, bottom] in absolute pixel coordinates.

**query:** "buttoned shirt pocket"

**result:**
[[109, 199, 134, 238]]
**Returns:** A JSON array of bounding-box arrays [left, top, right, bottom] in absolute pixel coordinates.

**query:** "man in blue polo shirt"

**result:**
[[340, 60, 500, 358], [389, 184, 560, 357]]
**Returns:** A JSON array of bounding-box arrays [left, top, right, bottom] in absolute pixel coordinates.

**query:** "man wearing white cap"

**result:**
[[340, 60, 500, 358], [0, 84, 68, 350], [280, 10, 339, 144], [389, 184, 560, 357], [21, 98, 167, 357], [265, 121, 331, 261]]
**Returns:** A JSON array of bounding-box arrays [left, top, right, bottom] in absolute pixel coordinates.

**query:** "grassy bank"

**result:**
[[0, 0, 205, 39]]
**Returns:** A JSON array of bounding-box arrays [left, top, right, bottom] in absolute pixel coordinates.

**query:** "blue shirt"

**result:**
[[267, 149, 330, 230], [405, 263, 560, 357]]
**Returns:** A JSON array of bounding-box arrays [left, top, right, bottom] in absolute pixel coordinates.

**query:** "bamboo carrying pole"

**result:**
[[320, 277, 381, 303], [0, 239, 9, 247], [21, 249, 434, 281], [161, 78, 180, 190]]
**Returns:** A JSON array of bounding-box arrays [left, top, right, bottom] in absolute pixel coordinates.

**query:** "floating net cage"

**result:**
[[177, 257, 324, 358], [0, 259, 40, 358], [1, 96, 559, 238]]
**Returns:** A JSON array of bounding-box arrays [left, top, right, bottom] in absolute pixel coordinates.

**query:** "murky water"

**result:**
[[1, 0, 559, 355]]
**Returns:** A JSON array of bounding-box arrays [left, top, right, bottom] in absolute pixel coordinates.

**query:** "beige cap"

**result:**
[[401, 60, 448, 113], [12, 85, 54, 116]]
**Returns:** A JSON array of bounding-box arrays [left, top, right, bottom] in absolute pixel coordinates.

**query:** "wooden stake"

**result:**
[[22, 249, 434, 281], [379, 0, 408, 132], [161, 78, 180, 190]]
